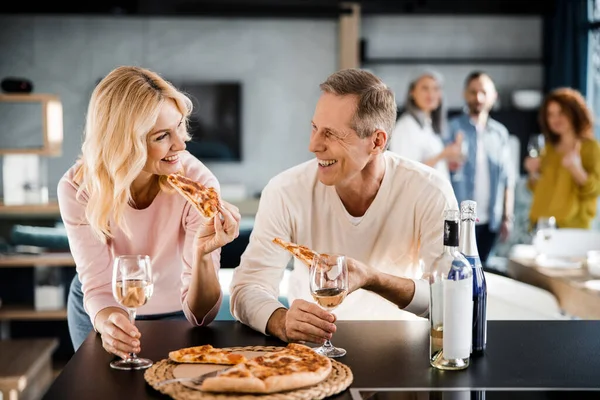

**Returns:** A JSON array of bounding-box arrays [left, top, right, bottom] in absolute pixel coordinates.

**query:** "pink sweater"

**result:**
[[57, 151, 222, 328]]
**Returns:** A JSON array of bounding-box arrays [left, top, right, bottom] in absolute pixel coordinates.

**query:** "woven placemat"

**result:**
[[144, 345, 353, 400]]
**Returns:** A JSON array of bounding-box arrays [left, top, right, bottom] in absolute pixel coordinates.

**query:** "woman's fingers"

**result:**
[[101, 313, 141, 359], [220, 200, 241, 223], [218, 203, 240, 239]]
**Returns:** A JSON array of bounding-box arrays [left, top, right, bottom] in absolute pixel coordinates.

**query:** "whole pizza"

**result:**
[[170, 343, 332, 394]]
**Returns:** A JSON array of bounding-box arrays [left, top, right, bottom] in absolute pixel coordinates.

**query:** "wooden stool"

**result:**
[[0, 339, 58, 400]]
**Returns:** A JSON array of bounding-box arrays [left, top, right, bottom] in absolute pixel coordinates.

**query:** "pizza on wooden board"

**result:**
[[168, 344, 248, 365], [167, 173, 220, 219], [272, 237, 320, 267], [200, 343, 332, 394]]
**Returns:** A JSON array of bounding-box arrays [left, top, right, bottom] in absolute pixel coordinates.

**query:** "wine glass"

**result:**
[[309, 254, 348, 358], [535, 216, 557, 242], [110, 255, 154, 370], [527, 134, 545, 158]]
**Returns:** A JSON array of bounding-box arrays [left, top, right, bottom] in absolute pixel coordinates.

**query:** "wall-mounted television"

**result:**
[[170, 80, 242, 162]]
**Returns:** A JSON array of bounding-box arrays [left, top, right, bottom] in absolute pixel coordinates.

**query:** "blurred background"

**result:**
[[0, 0, 599, 397]]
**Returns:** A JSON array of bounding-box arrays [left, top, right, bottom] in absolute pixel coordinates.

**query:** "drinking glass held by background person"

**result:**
[[524, 88, 600, 229], [388, 70, 462, 181], [230, 68, 457, 346], [446, 71, 515, 270], [57, 66, 241, 357]]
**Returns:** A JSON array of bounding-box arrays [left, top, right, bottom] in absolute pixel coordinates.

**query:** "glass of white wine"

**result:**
[[536, 216, 557, 242], [110, 254, 154, 370], [527, 133, 545, 158], [309, 254, 348, 358]]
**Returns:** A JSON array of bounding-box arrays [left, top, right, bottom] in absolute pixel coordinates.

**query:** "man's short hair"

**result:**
[[464, 70, 495, 89], [319, 69, 397, 144]]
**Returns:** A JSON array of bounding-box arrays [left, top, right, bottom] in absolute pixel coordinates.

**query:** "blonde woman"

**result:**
[[388, 70, 463, 181], [58, 66, 241, 357]]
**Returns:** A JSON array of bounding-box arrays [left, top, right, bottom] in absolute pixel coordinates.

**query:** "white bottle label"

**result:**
[[431, 281, 444, 328], [443, 279, 473, 360]]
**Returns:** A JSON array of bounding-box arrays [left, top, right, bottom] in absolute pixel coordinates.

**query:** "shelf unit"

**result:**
[[361, 57, 544, 66], [0, 305, 67, 321], [358, 39, 545, 69], [0, 199, 260, 218], [0, 253, 74, 267], [0, 202, 61, 218], [0, 93, 63, 156]]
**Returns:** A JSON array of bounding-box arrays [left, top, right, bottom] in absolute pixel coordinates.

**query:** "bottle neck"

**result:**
[[443, 220, 459, 248], [443, 244, 458, 253], [459, 218, 479, 257]]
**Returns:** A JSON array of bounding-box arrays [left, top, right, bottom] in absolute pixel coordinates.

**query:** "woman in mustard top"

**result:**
[[524, 88, 600, 229]]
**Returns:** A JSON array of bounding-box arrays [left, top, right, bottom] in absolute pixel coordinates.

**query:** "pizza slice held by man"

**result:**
[[272, 237, 320, 267]]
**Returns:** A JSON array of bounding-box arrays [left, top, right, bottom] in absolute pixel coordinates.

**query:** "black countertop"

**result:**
[[43, 320, 600, 399]]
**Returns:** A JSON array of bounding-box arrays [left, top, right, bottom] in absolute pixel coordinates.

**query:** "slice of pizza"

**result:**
[[167, 173, 220, 219], [201, 343, 332, 394], [272, 237, 319, 267], [168, 344, 247, 365]]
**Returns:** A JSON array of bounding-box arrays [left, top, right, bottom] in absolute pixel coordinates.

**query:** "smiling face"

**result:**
[[308, 92, 382, 187], [143, 99, 188, 176]]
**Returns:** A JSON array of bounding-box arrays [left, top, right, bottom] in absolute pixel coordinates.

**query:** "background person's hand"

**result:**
[[442, 141, 463, 161], [195, 200, 241, 255], [283, 299, 337, 344], [524, 156, 541, 176], [562, 140, 582, 170], [99, 311, 140, 360]]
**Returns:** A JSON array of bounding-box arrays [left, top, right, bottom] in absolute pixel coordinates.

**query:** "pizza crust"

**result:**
[[168, 345, 247, 365], [200, 343, 332, 394], [263, 368, 332, 393], [201, 375, 267, 393], [272, 237, 319, 267]]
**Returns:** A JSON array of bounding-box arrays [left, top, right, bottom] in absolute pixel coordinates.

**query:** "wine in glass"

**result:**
[[527, 134, 545, 158], [309, 254, 348, 358], [110, 255, 154, 370], [536, 216, 557, 242]]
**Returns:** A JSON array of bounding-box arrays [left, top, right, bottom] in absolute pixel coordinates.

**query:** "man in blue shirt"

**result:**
[[447, 71, 515, 268]]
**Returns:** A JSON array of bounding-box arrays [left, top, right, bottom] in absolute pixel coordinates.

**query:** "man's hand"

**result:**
[[266, 300, 336, 344], [345, 257, 376, 293]]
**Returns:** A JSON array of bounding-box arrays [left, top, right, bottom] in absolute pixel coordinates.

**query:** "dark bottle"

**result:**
[[459, 200, 487, 354]]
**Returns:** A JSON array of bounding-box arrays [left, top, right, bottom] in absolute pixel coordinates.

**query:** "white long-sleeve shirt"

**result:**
[[230, 152, 458, 334], [389, 113, 450, 181]]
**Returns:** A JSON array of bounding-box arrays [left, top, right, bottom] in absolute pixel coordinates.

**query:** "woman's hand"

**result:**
[[443, 131, 465, 162], [195, 200, 241, 256], [99, 311, 141, 360], [443, 141, 463, 161], [524, 156, 541, 176], [562, 141, 589, 185], [562, 141, 582, 170]]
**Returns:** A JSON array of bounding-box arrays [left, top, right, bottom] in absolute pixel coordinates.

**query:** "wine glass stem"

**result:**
[[323, 339, 334, 349], [127, 308, 137, 362]]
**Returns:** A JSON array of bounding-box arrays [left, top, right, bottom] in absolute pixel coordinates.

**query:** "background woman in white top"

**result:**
[[389, 70, 463, 180]]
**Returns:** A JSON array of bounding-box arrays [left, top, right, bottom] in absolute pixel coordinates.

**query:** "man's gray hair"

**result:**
[[319, 69, 397, 145]]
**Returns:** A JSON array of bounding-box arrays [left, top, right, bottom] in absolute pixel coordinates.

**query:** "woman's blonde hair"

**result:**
[[74, 66, 193, 243]]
